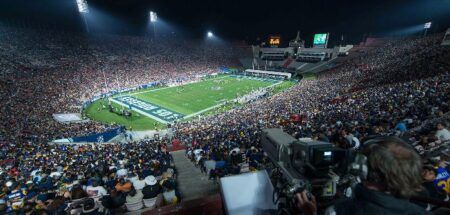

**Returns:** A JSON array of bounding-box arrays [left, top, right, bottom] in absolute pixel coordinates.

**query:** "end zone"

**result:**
[[110, 96, 184, 124]]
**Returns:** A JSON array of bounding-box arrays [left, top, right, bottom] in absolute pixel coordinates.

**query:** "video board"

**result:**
[[313, 33, 329, 48]]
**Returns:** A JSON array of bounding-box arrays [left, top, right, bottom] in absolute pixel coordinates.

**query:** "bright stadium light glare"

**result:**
[[207, 31, 213, 38], [150, 11, 158, 23], [76, 0, 89, 13], [424, 22, 432, 29]]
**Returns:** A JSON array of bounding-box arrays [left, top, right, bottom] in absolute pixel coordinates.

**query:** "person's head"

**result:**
[[422, 166, 436, 182], [437, 122, 446, 130], [110, 189, 118, 197], [71, 185, 87, 200], [128, 186, 137, 197], [163, 179, 174, 191], [361, 136, 422, 198], [144, 175, 157, 186]]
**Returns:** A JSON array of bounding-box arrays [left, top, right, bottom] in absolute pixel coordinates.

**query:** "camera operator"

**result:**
[[296, 136, 427, 215]]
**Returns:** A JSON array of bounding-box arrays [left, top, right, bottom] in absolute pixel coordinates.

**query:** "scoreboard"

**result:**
[[313, 33, 329, 48], [269, 36, 281, 47]]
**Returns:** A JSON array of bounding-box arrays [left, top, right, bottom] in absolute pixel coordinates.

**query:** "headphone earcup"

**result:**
[[350, 153, 368, 180]]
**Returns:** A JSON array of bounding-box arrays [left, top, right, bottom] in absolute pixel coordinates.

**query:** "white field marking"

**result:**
[[183, 80, 283, 119], [109, 98, 169, 124], [297, 63, 308, 70], [125, 76, 229, 96]]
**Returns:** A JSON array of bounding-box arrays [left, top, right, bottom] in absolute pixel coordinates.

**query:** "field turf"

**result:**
[[84, 75, 293, 130], [129, 76, 277, 115]]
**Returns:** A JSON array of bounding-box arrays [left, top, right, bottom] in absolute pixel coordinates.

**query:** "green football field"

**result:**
[[130, 76, 277, 115], [84, 75, 295, 130]]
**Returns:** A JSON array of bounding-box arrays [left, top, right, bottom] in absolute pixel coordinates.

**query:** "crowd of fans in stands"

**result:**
[[0, 27, 242, 144], [179, 34, 450, 207], [0, 25, 450, 213], [0, 26, 244, 213], [0, 138, 180, 213]]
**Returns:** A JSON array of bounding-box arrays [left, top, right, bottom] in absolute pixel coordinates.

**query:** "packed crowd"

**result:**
[[178, 34, 450, 205], [0, 139, 181, 214], [0, 27, 242, 144], [1, 25, 450, 213]]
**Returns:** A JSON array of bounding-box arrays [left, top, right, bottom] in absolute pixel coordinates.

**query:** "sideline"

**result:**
[[183, 80, 283, 119], [125, 76, 229, 96]]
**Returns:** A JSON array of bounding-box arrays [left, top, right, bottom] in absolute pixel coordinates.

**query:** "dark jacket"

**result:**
[[142, 184, 162, 199], [331, 184, 427, 215], [102, 193, 125, 209]]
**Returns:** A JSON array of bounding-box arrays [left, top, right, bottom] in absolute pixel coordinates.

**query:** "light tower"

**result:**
[[423, 22, 432, 37], [76, 0, 90, 33], [150, 11, 158, 38]]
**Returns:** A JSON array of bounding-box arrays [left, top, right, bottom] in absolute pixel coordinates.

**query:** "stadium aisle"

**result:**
[[171, 150, 219, 201]]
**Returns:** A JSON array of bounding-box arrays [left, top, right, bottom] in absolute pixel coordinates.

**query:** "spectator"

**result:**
[[435, 123, 450, 141], [115, 178, 133, 193], [418, 165, 448, 210], [133, 174, 146, 191], [162, 180, 178, 205], [125, 186, 143, 205], [142, 176, 161, 199], [86, 180, 107, 197], [70, 185, 88, 200], [102, 189, 125, 210]]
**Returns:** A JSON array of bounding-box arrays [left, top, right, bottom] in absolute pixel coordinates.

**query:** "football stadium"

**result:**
[[0, 0, 450, 214]]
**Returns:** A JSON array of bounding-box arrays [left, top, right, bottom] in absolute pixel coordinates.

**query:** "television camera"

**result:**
[[261, 128, 357, 214]]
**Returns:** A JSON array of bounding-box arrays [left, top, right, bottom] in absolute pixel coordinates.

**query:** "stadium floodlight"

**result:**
[[76, 0, 89, 13], [207, 31, 213, 38], [424, 22, 432, 29], [150, 11, 158, 23], [149, 11, 157, 39]]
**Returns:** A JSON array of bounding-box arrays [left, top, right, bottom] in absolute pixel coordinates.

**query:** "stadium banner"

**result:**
[[53, 113, 84, 123], [219, 66, 240, 73], [111, 96, 184, 123], [69, 126, 124, 143]]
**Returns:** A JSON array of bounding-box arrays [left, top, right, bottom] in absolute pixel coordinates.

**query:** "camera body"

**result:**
[[261, 129, 352, 212]]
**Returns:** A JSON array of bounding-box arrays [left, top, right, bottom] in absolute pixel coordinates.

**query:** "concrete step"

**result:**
[[171, 150, 219, 201]]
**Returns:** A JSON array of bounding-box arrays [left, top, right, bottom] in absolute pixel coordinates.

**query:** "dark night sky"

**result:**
[[0, 0, 449, 45]]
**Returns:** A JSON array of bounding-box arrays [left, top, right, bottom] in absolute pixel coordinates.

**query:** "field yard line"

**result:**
[[183, 103, 226, 119], [297, 63, 308, 70], [183, 81, 283, 119], [125, 76, 229, 96], [109, 98, 169, 124]]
